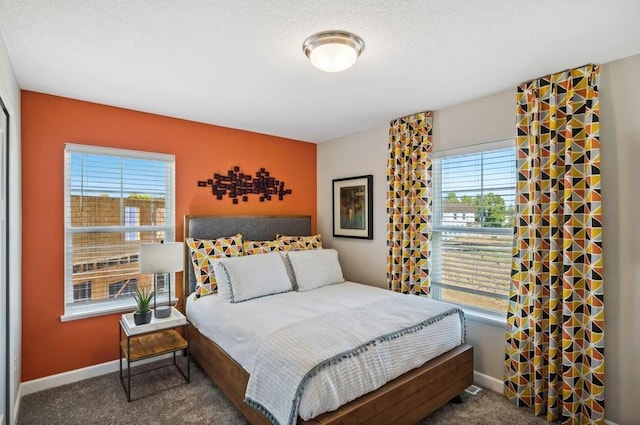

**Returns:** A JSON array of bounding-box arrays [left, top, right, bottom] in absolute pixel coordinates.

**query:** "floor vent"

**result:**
[[465, 385, 482, 395]]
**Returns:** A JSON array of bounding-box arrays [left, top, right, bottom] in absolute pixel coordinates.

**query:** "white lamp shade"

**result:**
[[139, 242, 183, 273], [309, 43, 358, 73]]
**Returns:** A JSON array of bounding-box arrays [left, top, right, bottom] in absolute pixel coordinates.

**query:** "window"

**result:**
[[155, 273, 168, 293], [108, 279, 137, 298], [73, 282, 92, 302], [431, 139, 516, 317], [63, 144, 175, 321], [124, 206, 140, 241]]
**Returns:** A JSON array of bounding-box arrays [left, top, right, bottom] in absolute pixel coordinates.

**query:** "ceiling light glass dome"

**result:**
[[303, 31, 365, 73]]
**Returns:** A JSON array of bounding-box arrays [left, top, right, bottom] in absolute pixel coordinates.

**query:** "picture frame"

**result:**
[[332, 175, 373, 239]]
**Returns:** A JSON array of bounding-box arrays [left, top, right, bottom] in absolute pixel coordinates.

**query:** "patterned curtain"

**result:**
[[504, 64, 604, 425], [386, 112, 432, 294]]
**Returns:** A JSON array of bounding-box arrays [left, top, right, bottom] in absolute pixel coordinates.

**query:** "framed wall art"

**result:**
[[332, 175, 373, 239]]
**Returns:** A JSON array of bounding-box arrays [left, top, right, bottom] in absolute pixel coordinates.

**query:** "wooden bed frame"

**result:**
[[183, 215, 474, 424]]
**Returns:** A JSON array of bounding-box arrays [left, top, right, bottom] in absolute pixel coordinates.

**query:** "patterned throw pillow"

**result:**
[[243, 239, 280, 255], [186, 234, 243, 298], [276, 234, 322, 251]]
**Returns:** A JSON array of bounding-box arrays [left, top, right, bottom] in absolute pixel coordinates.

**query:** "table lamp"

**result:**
[[139, 241, 183, 319]]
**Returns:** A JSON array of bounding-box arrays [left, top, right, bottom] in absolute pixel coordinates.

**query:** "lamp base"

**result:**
[[154, 306, 171, 319]]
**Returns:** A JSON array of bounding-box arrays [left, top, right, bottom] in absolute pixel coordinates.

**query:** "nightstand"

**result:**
[[119, 307, 190, 401]]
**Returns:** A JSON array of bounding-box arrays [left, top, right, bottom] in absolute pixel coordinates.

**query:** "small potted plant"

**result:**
[[132, 284, 155, 325]]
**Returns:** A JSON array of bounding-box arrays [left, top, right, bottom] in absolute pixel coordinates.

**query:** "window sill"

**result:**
[[60, 297, 179, 322], [462, 308, 507, 328]]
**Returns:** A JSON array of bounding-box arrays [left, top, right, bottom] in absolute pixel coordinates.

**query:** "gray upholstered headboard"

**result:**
[[183, 215, 312, 298]]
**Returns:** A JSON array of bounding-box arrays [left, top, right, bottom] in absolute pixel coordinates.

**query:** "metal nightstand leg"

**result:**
[[126, 339, 132, 402], [119, 328, 132, 402]]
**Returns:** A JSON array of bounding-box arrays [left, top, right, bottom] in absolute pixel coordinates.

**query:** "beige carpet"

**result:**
[[17, 358, 554, 425]]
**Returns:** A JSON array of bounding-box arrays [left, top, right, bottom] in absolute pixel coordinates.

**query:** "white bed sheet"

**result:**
[[186, 281, 464, 420]]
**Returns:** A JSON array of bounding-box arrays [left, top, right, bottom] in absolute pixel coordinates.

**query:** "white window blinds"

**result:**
[[431, 140, 516, 315], [63, 143, 175, 320]]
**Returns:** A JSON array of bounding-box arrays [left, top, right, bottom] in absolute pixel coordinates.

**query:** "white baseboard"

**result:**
[[11, 388, 20, 425], [473, 370, 503, 394], [20, 354, 174, 397], [604, 420, 619, 425]]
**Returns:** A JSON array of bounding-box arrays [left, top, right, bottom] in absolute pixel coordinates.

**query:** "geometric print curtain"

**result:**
[[504, 64, 604, 425], [386, 111, 432, 295]]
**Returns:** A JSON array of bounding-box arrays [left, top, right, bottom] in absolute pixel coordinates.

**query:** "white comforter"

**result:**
[[186, 282, 464, 422]]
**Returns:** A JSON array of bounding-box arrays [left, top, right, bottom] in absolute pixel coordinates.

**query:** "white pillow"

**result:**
[[214, 252, 293, 303], [279, 251, 298, 289], [287, 249, 345, 292]]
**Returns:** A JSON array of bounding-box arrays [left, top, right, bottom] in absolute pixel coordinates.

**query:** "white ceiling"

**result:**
[[1, 0, 639, 143]]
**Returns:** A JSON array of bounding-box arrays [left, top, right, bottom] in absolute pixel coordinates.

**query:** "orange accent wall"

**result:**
[[21, 91, 317, 381]]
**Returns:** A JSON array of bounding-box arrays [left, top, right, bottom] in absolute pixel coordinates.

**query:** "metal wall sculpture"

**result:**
[[197, 166, 292, 204]]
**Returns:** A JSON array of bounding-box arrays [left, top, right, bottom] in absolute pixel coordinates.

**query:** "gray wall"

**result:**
[[317, 54, 640, 425], [0, 29, 22, 425], [598, 53, 640, 425], [317, 124, 388, 289]]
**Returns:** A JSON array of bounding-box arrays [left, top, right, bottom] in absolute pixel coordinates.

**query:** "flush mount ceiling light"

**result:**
[[303, 31, 365, 73]]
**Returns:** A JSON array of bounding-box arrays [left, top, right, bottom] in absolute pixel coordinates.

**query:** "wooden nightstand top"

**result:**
[[120, 307, 187, 336]]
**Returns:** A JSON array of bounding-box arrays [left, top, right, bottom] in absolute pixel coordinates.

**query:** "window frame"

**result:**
[[431, 138, 515, 320], [62, 143, 176, 321]]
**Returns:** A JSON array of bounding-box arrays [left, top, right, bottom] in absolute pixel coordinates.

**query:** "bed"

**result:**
[[182, 215, 473, 425]]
